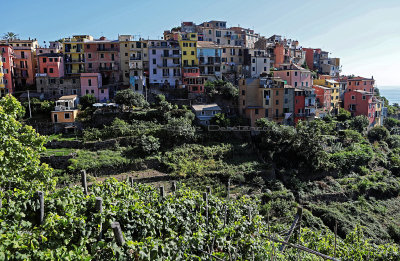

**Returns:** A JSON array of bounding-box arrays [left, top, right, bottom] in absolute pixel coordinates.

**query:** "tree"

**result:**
[[114, 89, 149, 109], [0, 95, 54, 190], [336, 108, 351, 122], [349, 115, 369, 133], [164, 117, 196, 144], [368, 126, 390, 142], [80, 94, 96, 110], [210, 113, 230, 127], [139, 135, 160, 155], [384, 117, 400, 132], [2, 32, 19, 40]]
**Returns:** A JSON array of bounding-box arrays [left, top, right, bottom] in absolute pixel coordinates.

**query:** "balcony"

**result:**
[[55, 105, 75, 111], [65, 58, 85, 63], [97, 47, 118, 52], [130, 56, 142, 61], [99, 66, 115, 71], [161, 53, 181, 58], [157, 64, 180, 68]]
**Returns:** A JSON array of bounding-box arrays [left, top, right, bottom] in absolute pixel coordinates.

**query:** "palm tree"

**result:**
[[2, 32, 19, 40]]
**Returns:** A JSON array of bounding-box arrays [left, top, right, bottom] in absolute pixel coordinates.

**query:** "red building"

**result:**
[[0, 44, 14, 96], [344, 90, 375, 124], [294, 88, 306, 123], [313, 85, 331, 114], [37, 53, 64, 77], [347, 77, 375, 93], [182, 67, 205, 94]]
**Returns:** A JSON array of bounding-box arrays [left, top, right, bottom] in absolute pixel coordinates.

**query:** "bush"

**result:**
[[139, 135, 160, 155], [349, 115, 369, 133], [114, 89, 149, 108], [387, 135, 400, 149], [80, 94, 96, 110], [368, 126, 390, 142], [384, 117, 400, 132]]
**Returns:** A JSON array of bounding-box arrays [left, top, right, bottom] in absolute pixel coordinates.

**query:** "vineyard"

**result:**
[[0, 177, 399, 260]]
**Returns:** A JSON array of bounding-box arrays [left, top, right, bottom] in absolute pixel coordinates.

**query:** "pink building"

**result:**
[[313, 85, 331, 112], [273, 64, 312, 88], [344, 90, 375, 124], [84, 37, 120, 85], [347, 77, 375, 93], [37, 53, 64, 77], [80, 73, 109, 102], [0, 44, 14, 95], [182, 67, 205, 94]]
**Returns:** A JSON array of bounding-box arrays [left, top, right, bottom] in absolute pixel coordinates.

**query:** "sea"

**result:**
[[378, 86, 400, 105]]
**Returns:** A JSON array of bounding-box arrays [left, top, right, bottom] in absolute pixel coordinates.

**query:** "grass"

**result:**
[[42, 148, 76, 156], [46, 133, 81, 142]]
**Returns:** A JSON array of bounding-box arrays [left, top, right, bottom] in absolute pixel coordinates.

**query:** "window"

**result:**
[[362, 95, 366, 100], [153, 59, 156, 64], [276, 90, 279, 95], [125, 53, 128, 56], [49, 68, 54, 73], [285, 89, 288, 94], [100, 54, 104, 58], [242, 90, 245, 95], [64, 113, 70, 119], [276, 100, 279, 105], [275, 109, 279, 117], [242, 100, 245, 105], [43, 58, 47, 63], [88, 79, 92, 86], [286, 72, 289, 76], [153, 69, 157, 74], [255, 109, 259, 115], [44, 68, 47, 73], [191, 51, 194, 55], [49, 58, 53, 62], [152, 49, 156, 55], [223, 48, 226, 53], [136, 42, 141, 48], [101, 89, 104, 94], [264, 67, 267, 71], [183, 51, 187, 55], [88, 53, 92, 58], [60, 79, 63, 84], [284, 98, 288, 104], [252, 67, 255, 71], [88, 63, 92, 68]]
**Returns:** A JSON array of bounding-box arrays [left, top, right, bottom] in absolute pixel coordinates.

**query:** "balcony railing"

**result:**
[[157, 64, 180, 68], [97, 47, 118, 52], [130, 57, 142, 61], [55, 105, 76, 111], [65, 58, 85, 63], [161, 53, 181, 58], [99, 67, 115, 71]]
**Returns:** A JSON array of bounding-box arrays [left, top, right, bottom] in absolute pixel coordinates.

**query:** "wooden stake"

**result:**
[[159, 186, 165, 199], [81, 170, 88, 195], [37, 191, 44, 225], [334, 220, 337, 258], [203, 192, 208, 224], [206, 186, 212, 195], [111, 222, 125, 246], [280, 206, 303, 252], [129, 176, 134, 187], [95, 197, 103, 213], [171, 181, 176, 193], [227, 178, 231, 200]]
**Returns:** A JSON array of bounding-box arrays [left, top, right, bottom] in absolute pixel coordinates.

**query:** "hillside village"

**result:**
[[0, 20, 388, 130]]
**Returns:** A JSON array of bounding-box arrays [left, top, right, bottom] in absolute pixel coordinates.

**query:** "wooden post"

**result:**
[[111, 222, 125, 246], [227, 178, 231, 200], [171, 181, 177, 193], [248, 207, 252, 221], [159, 186, 165, 199], [129, 176, 134, 187], [37, 191, 44, 225], [280, 206, 303, 252], [206, 186, 212, 195], [81, 170, 88, 195], [334, 220, 337, 258], [203, 192, 208, 224], [95, 197, 103, 213]]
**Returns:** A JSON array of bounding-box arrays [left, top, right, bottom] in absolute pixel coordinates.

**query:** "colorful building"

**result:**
[[294, 88, 316, 123], [197, 41, 222, 80], [313, 79, 340, 114], [36, 41, 62, 55], [51, 95, 80, 124], [0, 54, 4, 95], [63, 35, 93, 75], [85, 36, 120, 97], [0, 44, 14, 96], [179, 32, 198, 67], [182, 67, 205, 95], [273, 63, 312, 88], [148, 40, 181, 88], [344, 90, 375, 125], [239, 77, 295, 126], [36, 75, 80, 100], [2, 39, 38, 89], [37, 53, 64, 77], [347, 77, 375, 93], [303, 48, 341, 76], [313, 85, 331, 117], [119, 35, 148, 93], [80, 73, 109, 102], [191, 103, 222, 125]]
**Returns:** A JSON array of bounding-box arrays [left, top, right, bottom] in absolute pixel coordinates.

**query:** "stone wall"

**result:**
[[41, 154, 75, 169]]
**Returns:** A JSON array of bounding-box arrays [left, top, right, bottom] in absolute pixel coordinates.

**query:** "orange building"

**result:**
[[0, 44, 14, 96], [2, 39, 38, 90], [51, 95, 79, 123]]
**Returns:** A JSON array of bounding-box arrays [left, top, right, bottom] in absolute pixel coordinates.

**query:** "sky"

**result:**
[[3, 0, 400, 86]]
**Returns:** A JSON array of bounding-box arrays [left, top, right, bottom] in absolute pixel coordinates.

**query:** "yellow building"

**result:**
[[179, 33, 198, 67], [313, 79, 340, 114], [63, 35, 93, 75], [118, 35, 148, 92], [374, 98, 384, 126]]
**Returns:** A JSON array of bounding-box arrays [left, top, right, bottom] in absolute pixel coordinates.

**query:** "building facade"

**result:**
[[80, 73, 108, 102], [0, 44, 14, 95]]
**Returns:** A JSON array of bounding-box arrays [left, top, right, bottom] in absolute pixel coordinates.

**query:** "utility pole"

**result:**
[[27, 90, 32, 118]]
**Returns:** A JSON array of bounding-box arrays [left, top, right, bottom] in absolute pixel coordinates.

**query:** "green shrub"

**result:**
[[368, 126, 390, 142]]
